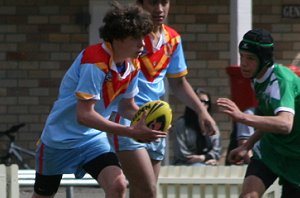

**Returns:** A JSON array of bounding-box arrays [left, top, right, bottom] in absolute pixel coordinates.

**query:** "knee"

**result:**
[[132, 180, 157, 197], [108, 177, 128, 195], [144, 183, 157, 197], [239, 192, 260, 198]]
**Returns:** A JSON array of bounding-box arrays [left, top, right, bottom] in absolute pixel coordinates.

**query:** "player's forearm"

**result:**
[[77, 109, 133, 137], [242, 130, 263, 150], [238, 139, 248, 146], [238, 112, 293, 135]]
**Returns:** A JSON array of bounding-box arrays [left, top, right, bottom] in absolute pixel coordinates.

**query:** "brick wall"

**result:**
[[0, 0, 89, 166], [167, 0, 231, 163], [1, 0, 300, 166]]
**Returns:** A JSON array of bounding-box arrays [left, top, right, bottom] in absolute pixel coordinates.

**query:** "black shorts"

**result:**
[[246, 158, 300, 198], [34, 152, 120, 196]]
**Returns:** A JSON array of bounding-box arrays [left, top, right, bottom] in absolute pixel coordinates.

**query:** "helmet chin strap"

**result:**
[[251, 64, 267, 79]]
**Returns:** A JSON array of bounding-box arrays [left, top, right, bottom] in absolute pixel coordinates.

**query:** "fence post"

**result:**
[[7, 164, 19, 198], [0, 165, 7, 198], [66, 186, 74, 198]]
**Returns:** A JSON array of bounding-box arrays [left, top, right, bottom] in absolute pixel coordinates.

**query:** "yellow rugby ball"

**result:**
[[131, 100, 172, 132]]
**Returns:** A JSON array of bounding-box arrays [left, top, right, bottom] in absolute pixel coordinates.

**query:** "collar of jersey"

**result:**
[[151, 25, 167, 52], [254, 65, 274, 83], [101, 42, 136, 79]]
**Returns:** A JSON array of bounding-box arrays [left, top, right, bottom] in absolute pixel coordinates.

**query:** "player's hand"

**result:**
[[242, 150, 253, 164], [198, 111, 218, 136], [216, 98, 244, 121], [228, 145, 249, 165], [131, 111, 167, 142]]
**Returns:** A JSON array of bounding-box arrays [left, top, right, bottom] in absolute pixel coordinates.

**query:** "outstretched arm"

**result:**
[[168, 77, 217, 136], [217, 98, 294, 135]]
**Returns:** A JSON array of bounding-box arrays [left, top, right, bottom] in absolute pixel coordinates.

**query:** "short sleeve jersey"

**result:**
[[41, 43, 140, 149], [253, 64, 300, 185], [135, 24, 188, 105]]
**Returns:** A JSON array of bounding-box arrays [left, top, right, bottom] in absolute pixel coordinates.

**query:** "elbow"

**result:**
[[77, 116, 85, 125], [280, 121, 293, 135], [282, 126, 293, 135], [77, 113, 88, 126], [275, 112, 294, 135]]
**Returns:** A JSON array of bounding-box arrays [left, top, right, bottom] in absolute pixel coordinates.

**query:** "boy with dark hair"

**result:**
[[31, 2, 167, 198], [218, 28, 300, 198], [109, 0, 218, 197]]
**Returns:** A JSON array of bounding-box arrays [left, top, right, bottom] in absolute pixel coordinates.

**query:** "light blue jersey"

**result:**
[[111, 25, 188, 160], [41, 43, 139, 149]]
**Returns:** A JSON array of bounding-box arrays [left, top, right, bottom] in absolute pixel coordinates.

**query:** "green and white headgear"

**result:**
[[239, 28, 274, 77]]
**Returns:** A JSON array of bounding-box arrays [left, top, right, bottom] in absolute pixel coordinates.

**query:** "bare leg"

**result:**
[[151, 159, 161, 182], [118, 149, 157, 198], [240, 175, 266, 198], [98, 165, 128, 198]]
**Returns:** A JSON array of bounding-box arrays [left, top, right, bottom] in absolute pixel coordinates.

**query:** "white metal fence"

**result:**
[[1, 164, 281, 198]]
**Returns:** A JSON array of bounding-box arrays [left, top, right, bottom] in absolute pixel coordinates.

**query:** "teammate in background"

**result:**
[[217, 28, 300, 197], [171, 88, 221, 166], [225, 107, 255, 165], [110, 1, 218, 197], [32, 2, 167, 198]]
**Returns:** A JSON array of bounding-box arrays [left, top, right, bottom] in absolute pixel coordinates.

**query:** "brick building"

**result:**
[[1, 0, 300, 166]]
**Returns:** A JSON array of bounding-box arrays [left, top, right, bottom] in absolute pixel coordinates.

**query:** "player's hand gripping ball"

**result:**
[[131, 100, 172, 132]]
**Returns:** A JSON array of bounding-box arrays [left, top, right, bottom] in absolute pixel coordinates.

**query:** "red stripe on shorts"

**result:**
[[113, 114, 121, 152], [38, 143, 45, 173]]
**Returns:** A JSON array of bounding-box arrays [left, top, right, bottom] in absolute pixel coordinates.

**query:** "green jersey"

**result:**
[[253, 64, 300, 186]]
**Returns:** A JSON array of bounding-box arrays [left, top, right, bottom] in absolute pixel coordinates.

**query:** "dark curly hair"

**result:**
[[99, 1, 153, 42]]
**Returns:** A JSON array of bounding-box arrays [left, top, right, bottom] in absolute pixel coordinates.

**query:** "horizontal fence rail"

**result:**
[[0, 164, 281, 198]]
